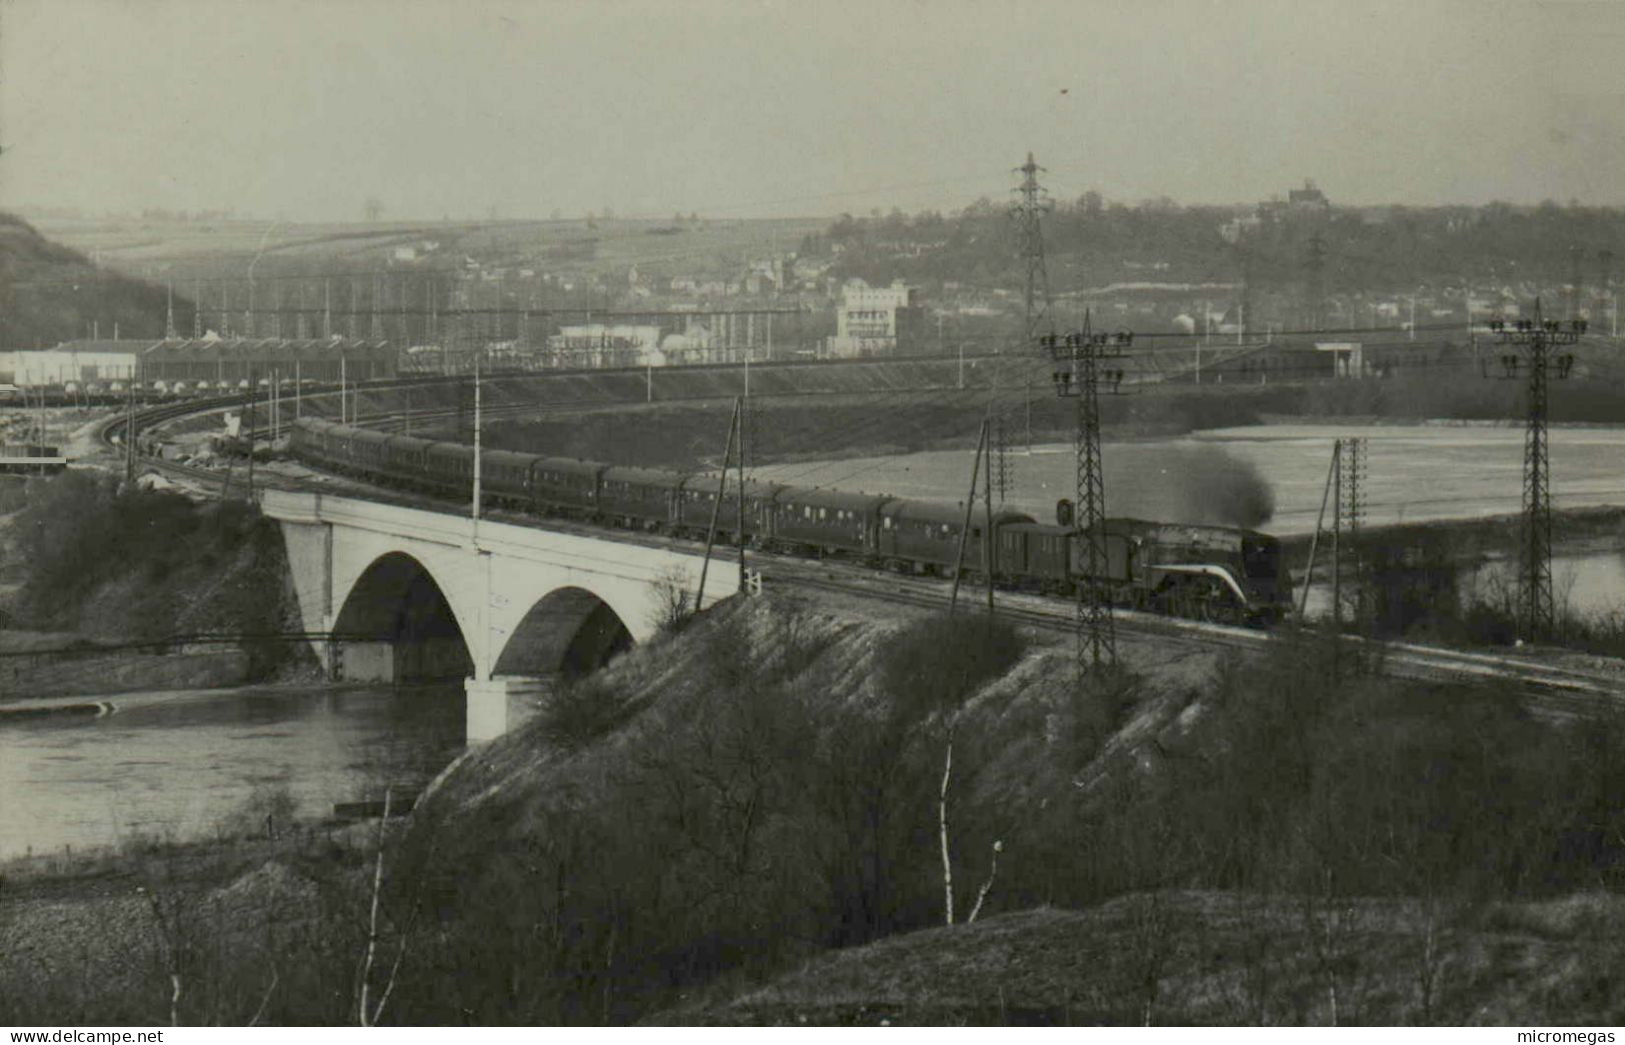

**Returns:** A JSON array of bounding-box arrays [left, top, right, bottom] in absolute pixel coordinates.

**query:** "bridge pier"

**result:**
[[465, 675, 548, 742]]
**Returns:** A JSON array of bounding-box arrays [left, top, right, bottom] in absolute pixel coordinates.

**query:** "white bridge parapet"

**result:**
[[261, 490, 726, 742]]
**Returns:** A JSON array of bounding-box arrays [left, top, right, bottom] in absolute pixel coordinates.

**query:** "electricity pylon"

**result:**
[[1042, 312, 1129, 677], [1487, 299, 1584, 640]]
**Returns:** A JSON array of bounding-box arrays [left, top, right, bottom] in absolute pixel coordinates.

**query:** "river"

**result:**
[[0, 681, 466, 862]]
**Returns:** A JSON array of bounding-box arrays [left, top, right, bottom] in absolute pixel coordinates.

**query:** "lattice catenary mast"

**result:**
[[1488, 299, 1583, 640], [1043, 313, 1128, 675]]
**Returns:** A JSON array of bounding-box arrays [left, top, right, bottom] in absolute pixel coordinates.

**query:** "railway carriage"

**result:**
[[878, 499, 1034, 576], [769, 488, 888, 558], [347, 428, 392, 476], [995, 522, 1073, 591], [380, 433, 434, 488], [480, 449, 537, 507], [528, 457, 603, 517], [599, 466, 685, 530], [676, 477, 785, 543], [288, 417, 330, 463], [424, 441, 476, 494]]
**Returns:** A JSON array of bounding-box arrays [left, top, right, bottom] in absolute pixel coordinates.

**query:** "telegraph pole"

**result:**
[[1488, 300, 1584, 640], [949, 421, 989, 615], [472, 355, 483, 525], [737, 400, 748, 594], [1042, 312, 1128, 674], [695, 397, 741, 612]]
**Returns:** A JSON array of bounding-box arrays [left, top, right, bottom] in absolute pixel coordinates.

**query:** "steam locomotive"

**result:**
[[288, 417, 1292, 625]]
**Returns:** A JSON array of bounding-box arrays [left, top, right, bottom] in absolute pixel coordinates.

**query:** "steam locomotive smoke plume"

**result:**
[[1104, 445, 1275, 529]]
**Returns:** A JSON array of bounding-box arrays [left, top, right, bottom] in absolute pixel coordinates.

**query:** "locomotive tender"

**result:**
[[288, 417, 1292, 625]]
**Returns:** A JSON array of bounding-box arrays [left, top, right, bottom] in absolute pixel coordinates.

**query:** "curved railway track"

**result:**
[[781, 568, 1625, 718], [89, 375, 1625, 718]]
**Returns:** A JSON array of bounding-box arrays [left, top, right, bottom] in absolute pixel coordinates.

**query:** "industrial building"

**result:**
[[0, 337, 397, 389], [544, 325, 664, 368], [826, 279, 923, 357], [0, 344, 140, 387], [136, 336, 396, 385]]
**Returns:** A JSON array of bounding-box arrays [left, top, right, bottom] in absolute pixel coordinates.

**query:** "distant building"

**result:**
[[138, 337, 397, 385], [0, 338, 396, 387], [826, 279, 923, 357], [545, 324, 664, 368], [0, 344, 139, 386], [1316, 341, 1366, 378], [1289, 179, 1330, 209]]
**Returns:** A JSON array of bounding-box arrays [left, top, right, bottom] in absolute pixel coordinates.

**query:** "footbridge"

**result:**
[[260, 491, 728, 742]]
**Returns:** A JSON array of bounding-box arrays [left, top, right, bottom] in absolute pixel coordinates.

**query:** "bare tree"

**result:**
[[647, 565, 693, 633], [357, 790, 412, 1027], [965, 839, 1003, 924]]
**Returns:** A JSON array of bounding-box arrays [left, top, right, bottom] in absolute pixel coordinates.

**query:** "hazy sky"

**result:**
[[4, 0, 1625, 221]]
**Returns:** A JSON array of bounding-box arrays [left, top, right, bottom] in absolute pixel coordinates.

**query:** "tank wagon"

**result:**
[[288, 417, 1291, 624]]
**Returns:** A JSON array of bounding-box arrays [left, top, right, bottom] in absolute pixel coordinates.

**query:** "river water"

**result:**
[[0, 681, 465, 861]]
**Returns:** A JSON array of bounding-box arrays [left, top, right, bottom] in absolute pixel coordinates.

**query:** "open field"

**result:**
[[30, 214, 828, 284], [750, 422, 1625, 536]]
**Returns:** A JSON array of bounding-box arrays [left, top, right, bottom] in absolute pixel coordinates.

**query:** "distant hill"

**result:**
[[0, 211, 194, 348]]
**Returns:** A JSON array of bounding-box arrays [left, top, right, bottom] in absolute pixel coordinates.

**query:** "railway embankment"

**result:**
[[6, 590, 1625, 1024], [387, 593, 1625, 1024], [0, 471, 310, 698]]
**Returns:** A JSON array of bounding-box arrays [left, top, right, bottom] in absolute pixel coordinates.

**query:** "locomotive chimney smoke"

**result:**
[[1106, 445, 1275, 529]]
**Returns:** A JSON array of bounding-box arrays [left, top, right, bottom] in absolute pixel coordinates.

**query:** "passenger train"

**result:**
[[288, 416, 1293, 625]]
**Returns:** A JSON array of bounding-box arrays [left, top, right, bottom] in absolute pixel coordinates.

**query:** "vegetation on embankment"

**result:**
[[0, 792, 396, 1027], [671, 892, 1625, 1026], [0, 472, 310, 685], [387, 598, 1625, 1025], [9, 595, 1625, 1025]]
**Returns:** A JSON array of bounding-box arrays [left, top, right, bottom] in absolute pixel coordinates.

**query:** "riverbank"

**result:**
[[0, 472, 314, 687], [0, 640, 251, 701], [0, 817, 391, 1026], [8, 591, 1625, 1024]]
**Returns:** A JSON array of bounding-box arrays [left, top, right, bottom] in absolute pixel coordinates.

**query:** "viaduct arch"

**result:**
[[264, 491, 725, 741]]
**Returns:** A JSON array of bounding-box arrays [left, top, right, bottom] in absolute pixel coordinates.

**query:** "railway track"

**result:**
[[778, 564, 1625, 719], [86, 379, 1625, 718]]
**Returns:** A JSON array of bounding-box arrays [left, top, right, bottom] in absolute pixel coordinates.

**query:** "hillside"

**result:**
[[388, 591, 1625, 1025], [665, 892, 1625, 1026], [0, 211, 189, 347]]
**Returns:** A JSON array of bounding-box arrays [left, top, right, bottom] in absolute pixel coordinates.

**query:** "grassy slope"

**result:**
[[668, 892, 1625, 1026], [0, 212, 180, 346], [407, 593, 1625, 1026]]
